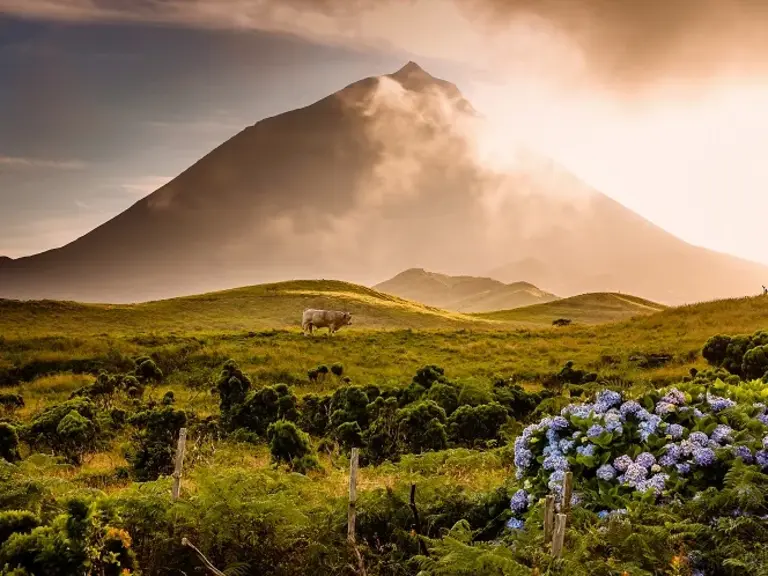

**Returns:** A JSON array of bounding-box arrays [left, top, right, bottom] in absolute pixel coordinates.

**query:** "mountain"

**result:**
[[374, 268, 558, 312], [2, 61, 767, 304]]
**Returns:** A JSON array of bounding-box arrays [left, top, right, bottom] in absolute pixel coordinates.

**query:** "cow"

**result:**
[[302, 309, 353, 336]]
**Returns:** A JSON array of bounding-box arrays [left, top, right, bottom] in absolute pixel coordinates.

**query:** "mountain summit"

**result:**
[[1, 62, 766, 304]]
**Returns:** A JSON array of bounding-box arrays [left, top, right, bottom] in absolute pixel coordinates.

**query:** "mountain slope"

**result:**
[[478, 292, 667, 325], [374, 268, 558, 312], [2, 61, 767, 304]]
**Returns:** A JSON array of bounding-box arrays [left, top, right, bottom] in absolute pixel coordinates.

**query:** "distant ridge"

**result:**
[[374, 268, 559, 312]]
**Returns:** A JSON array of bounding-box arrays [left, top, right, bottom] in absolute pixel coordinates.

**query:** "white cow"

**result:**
[[302, 309, 352, 336]]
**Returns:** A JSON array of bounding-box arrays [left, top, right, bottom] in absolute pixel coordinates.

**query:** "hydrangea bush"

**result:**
[[508, 379, 768, 528]]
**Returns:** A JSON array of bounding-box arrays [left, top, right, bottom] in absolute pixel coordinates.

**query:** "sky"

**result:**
[[1, 0, 767, 266]]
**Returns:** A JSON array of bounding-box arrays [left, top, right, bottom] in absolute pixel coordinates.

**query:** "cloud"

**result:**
[[3, 0, 768, 92], [0, 155, 88, 170]]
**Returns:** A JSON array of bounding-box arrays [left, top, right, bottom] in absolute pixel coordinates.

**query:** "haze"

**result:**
[[1, 0, 767, 269]]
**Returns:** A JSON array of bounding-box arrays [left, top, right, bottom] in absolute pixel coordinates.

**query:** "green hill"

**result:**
[[478, 292, 667, 325], [0, 280, 487, 338], [374, 268, 559, 312]]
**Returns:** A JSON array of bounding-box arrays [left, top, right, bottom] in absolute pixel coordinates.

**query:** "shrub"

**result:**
[[329, 386, 370, 430], [134, 356, 163, 384], [0, 510, 39, 546], [0, 393, 24, 416], [742, 345, 768, 380], [0, 424, 20, 463], [331, 363, 344, 377], [448, 403, 508, 447], [216, 360, 252, 429], [266, 420, 316, 473], [426, 383, 459, 416], [55, 411, 97, 465], [230, 384, 298, 436], [127, 405, 187, 481], [299, 394, 332, 437], [396, 401, 447, 454]]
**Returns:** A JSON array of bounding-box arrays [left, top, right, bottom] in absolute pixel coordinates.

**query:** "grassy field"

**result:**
[[477, 292, 667, 325]]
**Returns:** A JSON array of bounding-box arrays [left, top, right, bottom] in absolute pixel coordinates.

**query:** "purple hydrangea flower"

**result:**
[[759, 414, 768, 425], [732, 445, 753, 463], [506, 517, 525, 530], [642, 473, 669, 495], [667, 424, 684, 440], [655, 402, 676, 415], [570, 492, 582, 507], [680, 440, 695, 457], [587, 424, 605, 438], [763, 436, 768, 450], [620, 401, 642, 418], [693, 447, 716, 467], [756, 450, 768, 469], [596, 464, 616, 481], [689, 432, 709, 447], [614, 454, 633, 472], [676, 462, 691, 475], [693, 408, 705, 419], [604, 413, 624, 434], [570, 405, 595, 419], [559, 438, 575, 453], [711, 425, 733, 444], [661, 388, 686, 406], [635, 452, 656, 469], [510, 489, 529, 513], [577, 444, 595, 457], [638, 416, 661, 441], [624, 463, 649, 488]]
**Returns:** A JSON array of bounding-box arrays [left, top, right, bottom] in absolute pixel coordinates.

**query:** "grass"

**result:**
[[0, 280, 665, 339]]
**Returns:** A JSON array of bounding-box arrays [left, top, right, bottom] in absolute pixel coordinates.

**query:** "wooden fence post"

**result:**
[[543, 495, 555, 544], [551, 513, 567, 558], [561, 472, 573, 516], [347, 448, 367, 576], [171, 427, 187, 501]]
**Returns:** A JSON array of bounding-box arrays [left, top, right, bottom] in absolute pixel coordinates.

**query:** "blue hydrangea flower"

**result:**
[[667, 424, 684, 440], [676, 462, 691, 475], [596, 389, 622, 408], [510, 489, 529, 513], [707, 394, 736, 412], [759, 414, 768, 426], [638, 416, 661, 441], [576, 444, 596, 457], [551, 416, 570, 430], [763, 436, 768, 450], [680, 439, 695, 456], [620, 401, 642, 417], [614, 454, 633, 472], [597, 510, 609, 519], [756, 450, 768, 469], [711, 425, 733, 444], [587, 424, 605, 438], [732, 445, 753, 463], [506, 517, 525, 530], [604, 413, 624, 434], [635, 452, 656, 469], [570, 492, 582, 507], [559, 438, 575, 453], [514, 447, 533, 470], [689, 432, 709, 447], [693, 447, 716, 467], [543, 453, 570, 471], [596, 464, 616, 481], [693, 408, 705, 419], [659, 443, 681, 466]]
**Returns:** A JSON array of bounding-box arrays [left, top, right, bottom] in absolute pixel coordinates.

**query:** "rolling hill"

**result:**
[[2, 61, 767, 304], [477, 292, 667, 326], [374, 268, 558, 312]]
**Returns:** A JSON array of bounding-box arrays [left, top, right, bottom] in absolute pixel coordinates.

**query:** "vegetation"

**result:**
[[2, 289, 768, 574]]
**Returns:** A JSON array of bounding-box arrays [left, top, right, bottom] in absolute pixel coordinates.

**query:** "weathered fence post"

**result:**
[[348, 447, 359, 543], [171, 427, 187, 501], [551, 513, 567, 558], [347, 447, 367, 576], [561, 472, 573, 517], [543, 495, 555, 544]]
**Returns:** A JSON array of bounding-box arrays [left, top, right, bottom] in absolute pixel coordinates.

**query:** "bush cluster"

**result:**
[[703, 329, 768, 379]]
